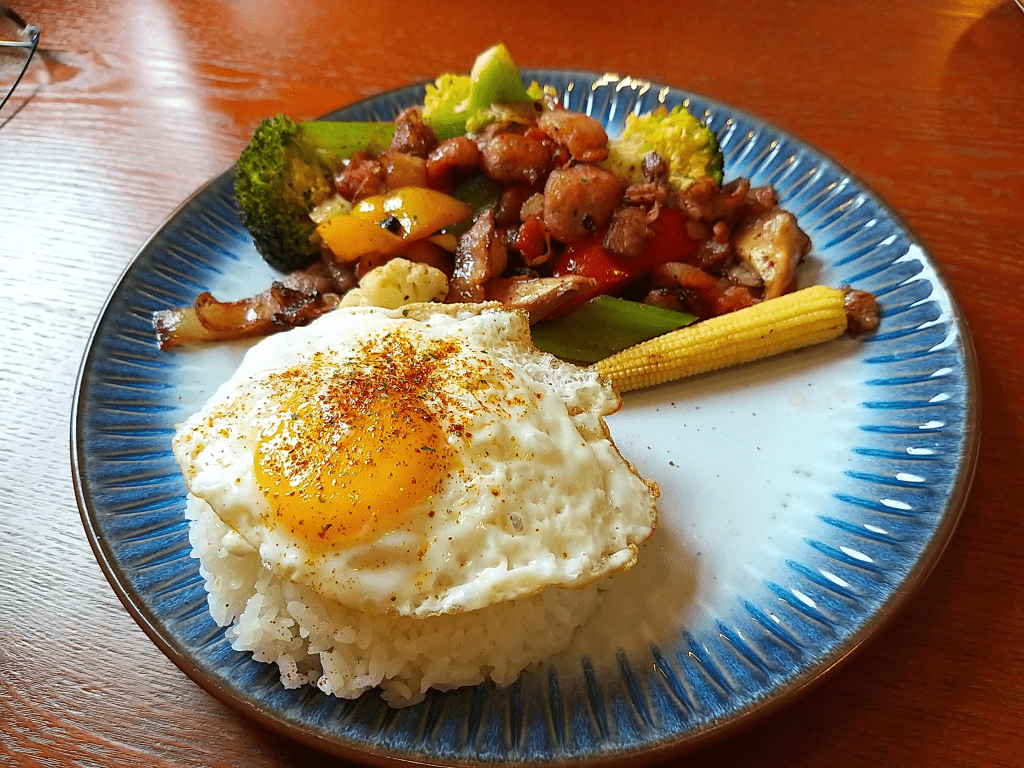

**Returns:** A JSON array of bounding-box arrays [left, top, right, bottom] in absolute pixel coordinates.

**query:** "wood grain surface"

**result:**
[[2, 0, 1022, 765]]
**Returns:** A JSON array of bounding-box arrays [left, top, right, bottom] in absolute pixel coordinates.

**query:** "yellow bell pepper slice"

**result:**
[[316, 215, 404, 262], [353, 187, 472, 240], [427, 232, 458, 252], [317, 187, 472, 263]]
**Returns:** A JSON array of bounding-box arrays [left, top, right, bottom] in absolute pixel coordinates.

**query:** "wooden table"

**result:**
[[3, 0, 1022, 765]]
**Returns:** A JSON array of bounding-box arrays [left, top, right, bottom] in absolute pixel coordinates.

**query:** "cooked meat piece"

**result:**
[[381, 151, 428, 190], [494, 183, 539, 227], [653, 262, 757, 318], [675, 176, 718, 222], [480, 132, 552, 184], [843, 287, 880, 336], [642, 151, 669, 183], [653, 261, 721, 291], [426, 136, 481, 189], [390, 106, 438, 157], [694, 236, 732, 269], [484, 275, 600, 323], [334, 150, 387, 202], [536, 108, 609, 163], [542, 164, 623, 243], [318, 254, 359, 295], [603, 205, 650, 259], [519, 192, 544, 221], [448, 208, 508, 302], [284, 258, 353, 295], [642, 288, 689, 312], [712, 220, 730, 244], [677, 177, 750, 224], [738, 185, 778, 219], [623, 179, 671, 215], [725, 260, 763, 288]]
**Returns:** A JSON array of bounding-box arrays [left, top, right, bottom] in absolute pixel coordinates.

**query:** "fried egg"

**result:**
[[172, 303, 658, 617]]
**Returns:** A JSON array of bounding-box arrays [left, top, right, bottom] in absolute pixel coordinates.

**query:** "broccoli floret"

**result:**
[[422, 44, 541, 140], [234, 114, 396, 273], [601, 105, 724, 193]]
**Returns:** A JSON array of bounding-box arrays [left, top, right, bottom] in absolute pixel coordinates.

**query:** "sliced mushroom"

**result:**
[[484, 275, 599, 323], [731, 208, 811, 299]]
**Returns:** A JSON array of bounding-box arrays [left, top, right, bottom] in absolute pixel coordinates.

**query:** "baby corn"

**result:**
[[592, 285, 848, 393]]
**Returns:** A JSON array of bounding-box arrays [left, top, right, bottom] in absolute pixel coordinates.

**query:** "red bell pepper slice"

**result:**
[[551, 207, 697, 310]]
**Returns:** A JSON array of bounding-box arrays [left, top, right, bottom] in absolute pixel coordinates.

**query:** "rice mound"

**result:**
[[186, 495, 600, 707]]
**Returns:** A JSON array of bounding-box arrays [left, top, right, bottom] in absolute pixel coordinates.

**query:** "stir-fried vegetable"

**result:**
[[531, 296, 695, 364], [551, 208, 697, 310], [235, 116, 396, 271], [601, 104, 723, 192], [316, 187, 471, 262], [593, 285, 851, 392], [158, 43, 879, 381]]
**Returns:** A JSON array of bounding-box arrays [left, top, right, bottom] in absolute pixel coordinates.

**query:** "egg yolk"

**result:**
[[254, 386, 449, 551]]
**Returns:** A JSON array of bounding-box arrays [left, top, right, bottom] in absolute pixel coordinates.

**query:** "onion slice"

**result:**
[[154, 283, 339, 349]]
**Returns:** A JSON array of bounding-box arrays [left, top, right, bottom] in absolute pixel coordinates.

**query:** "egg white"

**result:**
[[172, 303, 658, 617]]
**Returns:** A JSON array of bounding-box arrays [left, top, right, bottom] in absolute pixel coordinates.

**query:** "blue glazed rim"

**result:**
[[71, 69, 980, 766]]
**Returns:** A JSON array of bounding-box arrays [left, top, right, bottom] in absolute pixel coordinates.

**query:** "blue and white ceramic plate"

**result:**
[[72, 70, 979, 766]]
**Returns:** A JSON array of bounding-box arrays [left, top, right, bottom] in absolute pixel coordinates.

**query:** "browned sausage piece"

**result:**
[[536, 109, 609, 163], [480, 133, 552, 184], [542, 164, 623, 243], [426, 136, 481, 189]]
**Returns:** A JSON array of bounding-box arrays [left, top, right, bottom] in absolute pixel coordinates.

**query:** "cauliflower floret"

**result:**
[[340, 257, 449, 310]]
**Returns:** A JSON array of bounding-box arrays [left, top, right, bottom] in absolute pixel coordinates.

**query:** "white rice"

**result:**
[[185, 494, 600, 707]]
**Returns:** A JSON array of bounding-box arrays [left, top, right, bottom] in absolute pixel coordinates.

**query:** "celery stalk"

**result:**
[[302, 121, 397, 159], [531, 296, 695, 364]]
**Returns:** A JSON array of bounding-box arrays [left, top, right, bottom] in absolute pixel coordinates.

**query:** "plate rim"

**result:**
[[70, 68, 982, 767]]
